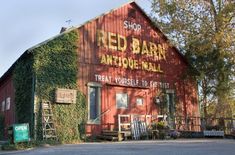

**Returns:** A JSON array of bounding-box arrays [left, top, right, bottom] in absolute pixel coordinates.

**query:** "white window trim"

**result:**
[[1, 100, 5, 112], [6, 97, 10, 110]]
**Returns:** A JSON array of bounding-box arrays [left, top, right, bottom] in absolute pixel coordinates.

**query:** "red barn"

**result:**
[[0, 1, 199, 140], [0, 71, 16, 138]]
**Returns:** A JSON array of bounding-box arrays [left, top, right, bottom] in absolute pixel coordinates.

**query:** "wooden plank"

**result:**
[[203, 130, 224, 137]]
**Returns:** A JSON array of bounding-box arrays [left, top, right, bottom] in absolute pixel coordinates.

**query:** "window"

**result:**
[[6, 97, 10, 110], [136, 98, 143, 106], [88, 82, 101, 124], [1, 100, 5, 112], [167, 93, 175, 118], [165, 90, 175, 128], [128, 8, 136, 19], [116, 93, 128, 109]]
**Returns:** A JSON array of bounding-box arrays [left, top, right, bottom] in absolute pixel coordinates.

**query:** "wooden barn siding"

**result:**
[[77, 3, 188, 99], [76, 3, 198, 134], [0, 75, 15, 138]]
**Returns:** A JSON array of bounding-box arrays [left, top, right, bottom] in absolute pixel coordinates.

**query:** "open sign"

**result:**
[[12, 123, 30, 143]]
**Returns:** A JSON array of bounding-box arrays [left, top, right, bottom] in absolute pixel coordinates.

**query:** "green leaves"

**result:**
[[32, 30, 86, 142], [13, 55, 34, 136], [151, 0, 235, 117], [14, 29, 87, 142], [33, 31, 78, 99]]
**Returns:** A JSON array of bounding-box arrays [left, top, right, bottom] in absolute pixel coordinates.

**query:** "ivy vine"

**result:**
[[13, 30, 87, 143], [13, 54, 34, 136]]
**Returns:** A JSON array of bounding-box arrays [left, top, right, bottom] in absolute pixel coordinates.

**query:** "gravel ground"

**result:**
[[0, 139, 235, 155]]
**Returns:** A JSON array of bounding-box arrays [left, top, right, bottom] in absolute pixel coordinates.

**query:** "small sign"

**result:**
[[55, 88, 77, 104], [13, 123, 30, 143], [116, 93, 128, 109], [136, 98, 143, 106]]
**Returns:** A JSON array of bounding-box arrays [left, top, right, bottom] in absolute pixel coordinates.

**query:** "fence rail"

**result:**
[[116, 115, 235, 136], [175, 116, 235, 134]]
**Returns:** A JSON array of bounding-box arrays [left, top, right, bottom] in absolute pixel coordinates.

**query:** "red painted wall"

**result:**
[[76, 2, 199, 135], [0, 2, 199, 138], [0, 75, 15, 138]]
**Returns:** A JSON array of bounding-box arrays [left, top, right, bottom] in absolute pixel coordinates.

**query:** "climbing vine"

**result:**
[[32, 30, 87, 142], [13, 29, 87, 143], [13, 54, 34, 136]]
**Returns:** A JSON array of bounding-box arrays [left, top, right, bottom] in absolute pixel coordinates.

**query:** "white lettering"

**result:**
[[94, 74, 170, 88], [150, 81, 170, 89], [95, 74, 112, 83], [15, 126, 27, 131], [123, 20, 141, 32], [123, 20, 128, 29], [115, 77, 139, 87], [141, 80, 148, 87]]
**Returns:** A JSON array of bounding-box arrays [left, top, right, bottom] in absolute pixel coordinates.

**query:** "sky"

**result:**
[[0, 0, 152, 77]]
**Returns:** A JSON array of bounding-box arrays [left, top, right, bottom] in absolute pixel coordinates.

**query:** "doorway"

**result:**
[[104, 86, 148, 130]]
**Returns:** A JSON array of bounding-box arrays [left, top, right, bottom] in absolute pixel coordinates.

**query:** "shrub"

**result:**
[[158, 131, 166, 139], [151, 122, 157, 130], [156, 121, 165, 130]]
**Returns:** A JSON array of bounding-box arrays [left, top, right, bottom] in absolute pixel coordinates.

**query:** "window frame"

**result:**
[[6, 97, 10, 110], [136, 97, 144, 106], [1, 100, 5, 112], [116, 92, 128, 109], [87, 82, 102, 124]]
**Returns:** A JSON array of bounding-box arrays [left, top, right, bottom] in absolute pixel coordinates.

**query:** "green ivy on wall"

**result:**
[[13, 29, 87, 143], [13, 54, 34, 136], [32, 30, 87, 142], [33, 31, 78, 101]]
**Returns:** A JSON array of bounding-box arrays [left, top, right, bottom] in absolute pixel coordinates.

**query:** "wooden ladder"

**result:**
[[41, 101, 57, 140]]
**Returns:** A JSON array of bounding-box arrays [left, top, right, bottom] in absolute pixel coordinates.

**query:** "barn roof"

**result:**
[[0, 1, 188, 84]]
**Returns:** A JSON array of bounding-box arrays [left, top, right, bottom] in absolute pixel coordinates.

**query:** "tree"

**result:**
[[151, 0, 235, 117]]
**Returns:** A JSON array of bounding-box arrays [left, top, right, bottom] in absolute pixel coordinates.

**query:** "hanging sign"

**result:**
[[55, 88, 77, 104]]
